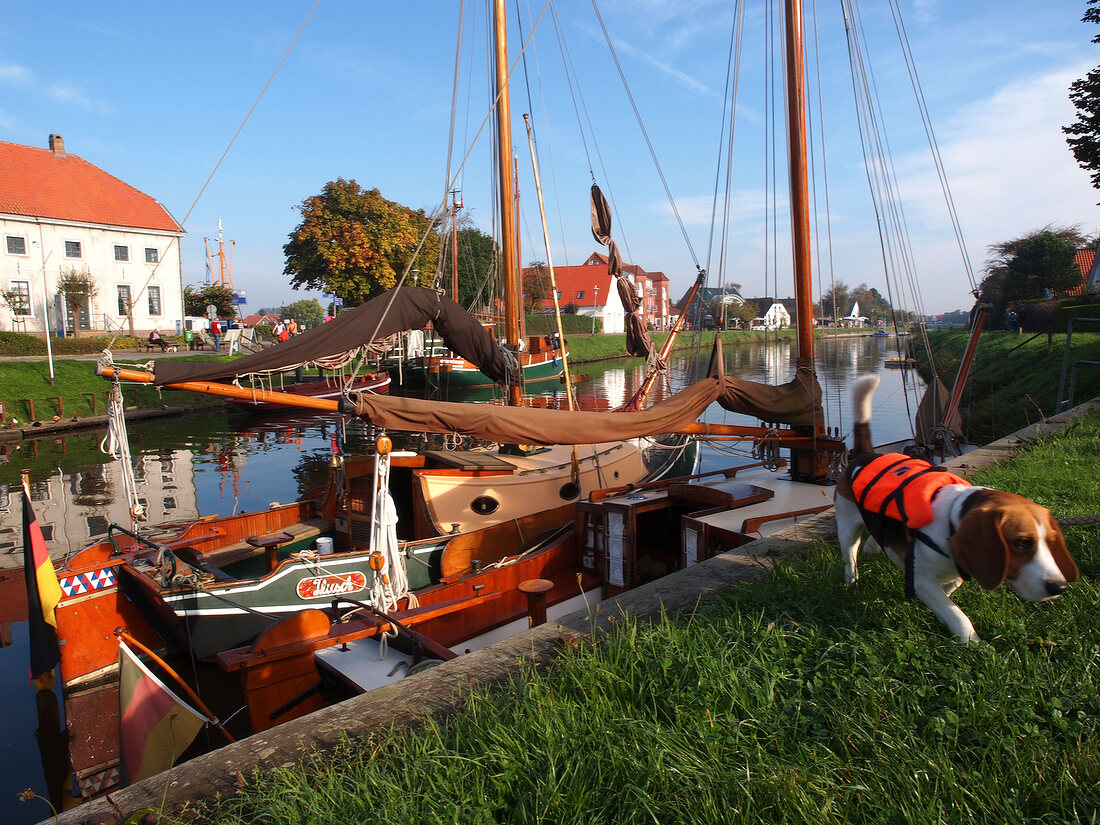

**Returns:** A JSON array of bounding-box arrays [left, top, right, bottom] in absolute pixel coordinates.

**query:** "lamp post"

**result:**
[[592, 284, 599, 334]]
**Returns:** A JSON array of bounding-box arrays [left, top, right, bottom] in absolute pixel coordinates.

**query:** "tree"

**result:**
[[523, 261, 553, 313], [283, 298, 324, 329], [283, 179, 439, 306], [1065, 1, 1100, 189], [440, 219, 497, 310], [184, 282, 238, 318], [980, 226, 1088, 322], [56, 268, 99, 332]]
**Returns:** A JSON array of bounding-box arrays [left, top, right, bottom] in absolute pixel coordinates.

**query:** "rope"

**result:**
[[1057, 514, 1100, 527], [100, 380, 145, 525]]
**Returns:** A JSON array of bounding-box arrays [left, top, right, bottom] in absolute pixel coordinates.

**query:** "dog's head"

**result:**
[[949, 489, 1079, 601]]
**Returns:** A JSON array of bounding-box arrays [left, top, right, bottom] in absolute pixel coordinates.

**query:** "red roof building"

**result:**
[[1, 135, 185, 335], [526, 252, 672, 333]]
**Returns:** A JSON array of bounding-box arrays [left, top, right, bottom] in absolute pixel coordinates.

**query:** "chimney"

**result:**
[[48, 134, 66, 157]]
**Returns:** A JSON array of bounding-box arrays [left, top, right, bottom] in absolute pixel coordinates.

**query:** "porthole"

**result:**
[[559, 481, 581, 500], [471, 496, 499, 516]]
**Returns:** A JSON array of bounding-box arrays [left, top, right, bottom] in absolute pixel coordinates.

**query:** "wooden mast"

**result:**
[[492, 0, 523, 407], [784, 0, 814, 367]]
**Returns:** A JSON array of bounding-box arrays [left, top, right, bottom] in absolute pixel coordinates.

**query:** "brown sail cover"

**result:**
[[152, 288, 508, 387], [590, 184, 654, 361], [350, 367, 821, 445]]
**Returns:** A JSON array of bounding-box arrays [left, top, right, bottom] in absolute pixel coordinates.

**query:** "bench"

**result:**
[[142, 335, 180, 352]]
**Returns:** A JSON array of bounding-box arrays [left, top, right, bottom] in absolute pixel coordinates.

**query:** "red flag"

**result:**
[[118, 640, 206, 784], [22, 475, 61, 682]]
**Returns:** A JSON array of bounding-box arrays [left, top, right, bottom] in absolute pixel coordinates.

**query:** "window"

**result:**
[[39, 524, 54, 542], [8, 280, 31, 315], [65, 240, 82, 258], [116, 284, 132, 316], [86, 515, 108, 536], [145, 247, 159, 263], [114, 245, 129, 261], [556, 290, 562, 300], [147, 285, 162, 316], [577, 290, 585, 300], [5, 236, 26, 255]]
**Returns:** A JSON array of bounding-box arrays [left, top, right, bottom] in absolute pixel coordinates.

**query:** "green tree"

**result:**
[[523, 260, 553, 313], [979, 226, 1088, 322], [184, 283, 238, 318], [1064, 1, 1100, 188], [283, 298, 324, 329], [283, 179, 439, 306], [440, 219, 497, 310], [56, 268, 99, 332]]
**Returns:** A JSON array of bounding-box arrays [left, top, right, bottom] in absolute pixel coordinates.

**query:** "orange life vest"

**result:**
[[850, 453, 969, 529]]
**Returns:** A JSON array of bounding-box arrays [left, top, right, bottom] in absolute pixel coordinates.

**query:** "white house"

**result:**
[[1, 135, 185, 336]]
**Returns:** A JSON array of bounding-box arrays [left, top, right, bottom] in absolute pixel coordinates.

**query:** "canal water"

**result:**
[[0, 334, 921, 822]]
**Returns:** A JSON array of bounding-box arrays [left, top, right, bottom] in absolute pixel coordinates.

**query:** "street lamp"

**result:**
[[592, 284, 599, 334]]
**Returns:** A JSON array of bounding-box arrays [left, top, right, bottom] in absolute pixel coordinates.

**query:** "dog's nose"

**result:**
[[1046, 580, 1067, 597]]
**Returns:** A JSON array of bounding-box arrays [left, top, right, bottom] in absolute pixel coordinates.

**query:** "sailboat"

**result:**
[[43, 0, 986, 802]]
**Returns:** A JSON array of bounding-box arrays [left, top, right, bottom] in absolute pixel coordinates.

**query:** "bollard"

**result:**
[[45, 396, 63, 417], [518, 578, 554, 628], [16, 398, 35, 421], [81, 393, 98, 415]]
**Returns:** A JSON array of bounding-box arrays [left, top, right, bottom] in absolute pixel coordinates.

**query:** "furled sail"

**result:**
[[347, 367, 821, 445], [152, 288, 508, 387]]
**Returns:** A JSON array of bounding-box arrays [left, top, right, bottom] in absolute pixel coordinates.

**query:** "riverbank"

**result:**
[[45, 397, 1100, 825]]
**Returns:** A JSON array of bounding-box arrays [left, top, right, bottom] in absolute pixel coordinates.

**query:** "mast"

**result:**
[[783, 0, 814, 366], [492, 0, 523, 407]]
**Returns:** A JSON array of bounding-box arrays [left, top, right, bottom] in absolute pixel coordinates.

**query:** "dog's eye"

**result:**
[[1013, 538, 1033, 551]]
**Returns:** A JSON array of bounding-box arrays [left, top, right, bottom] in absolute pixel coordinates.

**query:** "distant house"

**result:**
[[242, 313, 280, 327], [0, 134, 185, 336], [1072, 244, 1099, 296], [527, 252, 672, 332]]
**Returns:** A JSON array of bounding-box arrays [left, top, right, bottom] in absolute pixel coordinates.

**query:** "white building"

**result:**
[[0, 135, 185, 336]]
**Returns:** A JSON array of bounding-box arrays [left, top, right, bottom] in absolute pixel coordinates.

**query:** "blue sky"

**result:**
[[2, 0, 1098, 316]]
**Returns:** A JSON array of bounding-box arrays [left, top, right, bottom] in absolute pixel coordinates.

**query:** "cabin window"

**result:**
[[65, 240, 82, 258], [147, 285, 162, 316], [5, 235, 26, 255], [471, 496, 499, 516], [8, 280, 31, 315], [145, 247, 159, 263], [116, 284, 132, 316]]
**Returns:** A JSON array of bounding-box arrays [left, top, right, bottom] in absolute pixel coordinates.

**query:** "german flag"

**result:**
[[22, 473, 61, 682], [118, 640, 206, 783]]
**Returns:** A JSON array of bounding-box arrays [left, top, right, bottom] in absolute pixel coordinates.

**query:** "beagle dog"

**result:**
[[834, 374, 1079, 642]]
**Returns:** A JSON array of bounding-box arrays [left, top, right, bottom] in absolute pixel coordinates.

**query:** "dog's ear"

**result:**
[[1044, 512, 1079, 582], [950, 508, 1009, 590]]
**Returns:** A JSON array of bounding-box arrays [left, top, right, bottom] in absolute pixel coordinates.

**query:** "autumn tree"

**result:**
[[979, 226, 1087, 321], [184, 283, 238, 319], [1065, 0, 1100, 188], [283, 179, 439, 306]]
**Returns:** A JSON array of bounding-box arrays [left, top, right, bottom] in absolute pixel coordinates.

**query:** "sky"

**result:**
[[2, 0, 1098, 317]]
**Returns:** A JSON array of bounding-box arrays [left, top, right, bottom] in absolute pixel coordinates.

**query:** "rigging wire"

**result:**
[[103, 0, 324, 352], [587, 0, 701, 270]]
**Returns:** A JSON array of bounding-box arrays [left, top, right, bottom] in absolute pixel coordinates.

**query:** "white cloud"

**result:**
[[0, 63, 32, 85]]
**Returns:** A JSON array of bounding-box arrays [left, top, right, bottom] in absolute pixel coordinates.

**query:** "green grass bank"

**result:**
[[916, 329, 1100, 445], [169, 407, 1100, 825]]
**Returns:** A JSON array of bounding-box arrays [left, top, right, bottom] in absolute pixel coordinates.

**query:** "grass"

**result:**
[[917, 329, 1100, 444], [174, 409, 1100, 825]]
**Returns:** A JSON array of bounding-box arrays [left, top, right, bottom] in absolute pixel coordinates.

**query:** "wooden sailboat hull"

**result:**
[[400, 340, 566, 389]]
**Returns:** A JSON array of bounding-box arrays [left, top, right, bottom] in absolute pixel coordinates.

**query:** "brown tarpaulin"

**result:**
[[350, 367, 821, 445], [152, 288, 508, 387]]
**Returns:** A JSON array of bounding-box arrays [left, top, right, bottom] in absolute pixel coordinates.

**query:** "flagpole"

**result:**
[[117, 630, 234, 743]]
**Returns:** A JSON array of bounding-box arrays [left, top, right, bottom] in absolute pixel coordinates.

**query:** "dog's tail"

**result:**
[[851, 374, 880, 454]]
